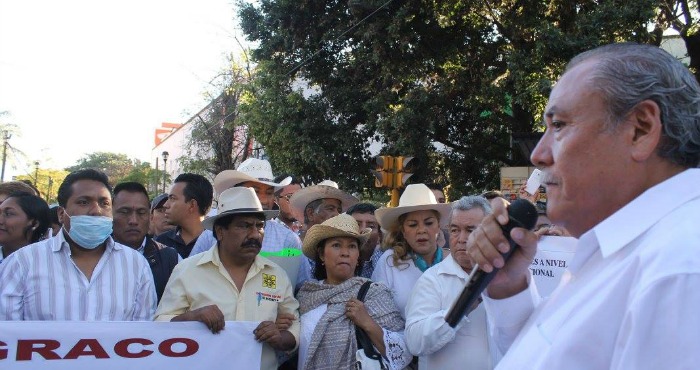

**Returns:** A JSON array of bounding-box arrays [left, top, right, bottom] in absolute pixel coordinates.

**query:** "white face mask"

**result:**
[[64, 212, 113, 249]]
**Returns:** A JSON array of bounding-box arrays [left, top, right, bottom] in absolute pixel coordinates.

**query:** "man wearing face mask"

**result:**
[[0, 169, 157, 321]]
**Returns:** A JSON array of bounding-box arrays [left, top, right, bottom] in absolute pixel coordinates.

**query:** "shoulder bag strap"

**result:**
[[355, 281, 383, 361]]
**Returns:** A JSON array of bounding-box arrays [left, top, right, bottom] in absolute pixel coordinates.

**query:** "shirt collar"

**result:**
[[52, 229, 119, 253], [589, 169, 700, 259], [197, 244, 273, 272], [437, 254, 470, 279], [137, 237, 147, 254]]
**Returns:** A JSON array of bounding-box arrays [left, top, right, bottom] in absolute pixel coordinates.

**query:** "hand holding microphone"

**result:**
[[445, 199, 538, 327]]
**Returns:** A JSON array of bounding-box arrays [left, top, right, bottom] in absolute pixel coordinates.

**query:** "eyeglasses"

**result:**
[[535, 223, 553, 232], [276, 194, 294, 202]]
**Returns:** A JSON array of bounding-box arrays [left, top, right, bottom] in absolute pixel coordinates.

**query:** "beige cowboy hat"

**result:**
[[289, 181, 359, 223], [375, 183, 452, 232], [302, 213, 371, 259], [213, 158, 292, 196], [202, 187, 278, 230]]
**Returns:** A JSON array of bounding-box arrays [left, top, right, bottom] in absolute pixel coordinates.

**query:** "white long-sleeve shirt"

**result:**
[[484, 169, 700, 369], [0, 232, 156, 321], [405, 254, 499, 369]]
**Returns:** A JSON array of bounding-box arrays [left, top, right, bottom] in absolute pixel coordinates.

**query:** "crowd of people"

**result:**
[[1, 42, 700, 370]]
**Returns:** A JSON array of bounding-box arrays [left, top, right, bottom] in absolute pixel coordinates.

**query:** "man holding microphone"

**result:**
[[468, 43, 700, 369]]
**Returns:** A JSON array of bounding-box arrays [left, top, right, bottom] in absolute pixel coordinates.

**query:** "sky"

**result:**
[[0, 0, 244, 179]]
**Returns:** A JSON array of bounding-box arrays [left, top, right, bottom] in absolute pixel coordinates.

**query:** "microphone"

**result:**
[[445, 198, 538, 328]]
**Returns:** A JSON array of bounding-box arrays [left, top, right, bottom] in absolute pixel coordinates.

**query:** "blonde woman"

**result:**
[[371, 184, 452, 318]]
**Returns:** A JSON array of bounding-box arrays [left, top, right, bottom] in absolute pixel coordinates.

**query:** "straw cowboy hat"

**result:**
[[213, 158, 292, 196], [302, 213, 372, 259], [202, 187, 278, 230], [375, 183, 452, 232], [289, 181, 359, 223]]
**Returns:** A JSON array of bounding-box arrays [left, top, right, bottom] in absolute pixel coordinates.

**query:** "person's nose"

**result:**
[[249, 225, 263, 240], [531, 131, 553, 168], [458, 229, 470, 244], [127, 211, 139, 225]]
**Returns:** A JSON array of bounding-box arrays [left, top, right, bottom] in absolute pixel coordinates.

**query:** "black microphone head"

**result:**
[[507, 199, 538, 231]]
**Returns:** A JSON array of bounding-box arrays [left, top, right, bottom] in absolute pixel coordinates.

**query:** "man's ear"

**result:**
[[58, 207, 67, 224], [188, 199, 199, 214], [629, 99, 663, 162]]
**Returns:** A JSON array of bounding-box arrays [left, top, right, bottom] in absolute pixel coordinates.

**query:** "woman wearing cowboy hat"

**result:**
[[296, 214, 412, 370], [371, 184, 452, 319]]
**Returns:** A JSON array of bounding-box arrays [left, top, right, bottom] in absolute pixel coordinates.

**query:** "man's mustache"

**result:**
[[242, 240, 262, 249]]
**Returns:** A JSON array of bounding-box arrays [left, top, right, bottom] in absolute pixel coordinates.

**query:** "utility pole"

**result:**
[[1, 131, 11, 182], [34, 161, 40, 187], [47, 177, 53, 203]]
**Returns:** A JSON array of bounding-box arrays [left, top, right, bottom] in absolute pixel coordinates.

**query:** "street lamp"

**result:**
[[161, 151, 169, 193], [34, 161, 39, 186]]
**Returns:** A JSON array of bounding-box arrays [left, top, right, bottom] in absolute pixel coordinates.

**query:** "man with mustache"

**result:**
[[155, 187, 299, 370], [469, 43, 700, 369]]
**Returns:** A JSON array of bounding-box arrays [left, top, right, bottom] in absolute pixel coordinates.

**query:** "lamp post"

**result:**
[[161, 151, 169, 193], [34, 161, 39, 187]]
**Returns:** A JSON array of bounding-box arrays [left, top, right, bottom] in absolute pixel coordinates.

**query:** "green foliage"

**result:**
[[65, 152, 163, 197], [14, 168, 68, 204], [238, 0, 657, 195], [181, 56, 252, 177]]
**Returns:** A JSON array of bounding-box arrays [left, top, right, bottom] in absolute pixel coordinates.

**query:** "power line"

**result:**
[[286, 0, 396, 76]]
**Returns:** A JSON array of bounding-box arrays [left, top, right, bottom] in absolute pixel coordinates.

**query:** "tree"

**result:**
[[14, 168, 68, 204], [656, 0, 700, 81], [180, 53, 255, 178], [66, 152, 162, 196], [0, 111, 29, 182], [238, 0, 657, 195]]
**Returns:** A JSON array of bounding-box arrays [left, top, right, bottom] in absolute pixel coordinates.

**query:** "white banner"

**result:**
[[0, 321, 262, 369], [530, 236, 578, 299]]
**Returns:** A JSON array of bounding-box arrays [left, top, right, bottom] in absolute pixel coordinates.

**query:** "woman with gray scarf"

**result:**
[[296, 214, 412, 370]]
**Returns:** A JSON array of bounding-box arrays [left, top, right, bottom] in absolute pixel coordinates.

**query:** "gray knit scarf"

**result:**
[[298, 277, 405, 370]]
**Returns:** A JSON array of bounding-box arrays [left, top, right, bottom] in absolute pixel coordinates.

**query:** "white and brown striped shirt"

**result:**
[[0, 231, 156, 321]]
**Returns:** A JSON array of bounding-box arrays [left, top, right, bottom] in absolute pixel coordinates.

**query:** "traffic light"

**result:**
[[371, 155, 394, 188], [393, 156, 416, 188]]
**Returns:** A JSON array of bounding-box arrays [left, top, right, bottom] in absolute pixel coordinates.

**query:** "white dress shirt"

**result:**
[[0, 231, 157, 321], [405, 254, 499, 369], [371, 249, 423, 319], [485, 169, 700, 369]]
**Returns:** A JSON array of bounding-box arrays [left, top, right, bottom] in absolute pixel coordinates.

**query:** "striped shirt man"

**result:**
[[0, 232, 156, 321]]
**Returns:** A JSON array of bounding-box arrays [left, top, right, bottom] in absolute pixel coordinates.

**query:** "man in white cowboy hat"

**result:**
[[155, 187, 300, 370], [189, 159, 296, 248], [189, 158, 310, 288]]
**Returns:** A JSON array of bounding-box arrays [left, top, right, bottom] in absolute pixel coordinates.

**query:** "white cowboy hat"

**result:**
[[375, 183, 452, 232], [289, 181, 359, 224], [302, 213, 371, 259], [213, 158, 292, 196], [202, 187, 278, 230]]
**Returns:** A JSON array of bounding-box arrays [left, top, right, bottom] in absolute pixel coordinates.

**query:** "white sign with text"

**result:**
[[0, 321, 262, 369], [530, 236, 577, 299]]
